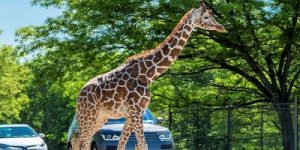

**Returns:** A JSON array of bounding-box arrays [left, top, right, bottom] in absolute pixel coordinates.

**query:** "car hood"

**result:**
[[100, 123, 169, 132], [0, 137, 44, 146]]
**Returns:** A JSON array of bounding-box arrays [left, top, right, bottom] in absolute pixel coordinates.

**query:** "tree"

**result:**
[[185, 1, 300, 149], [0, 45, 31, 123], [16, 0, 299, 149]]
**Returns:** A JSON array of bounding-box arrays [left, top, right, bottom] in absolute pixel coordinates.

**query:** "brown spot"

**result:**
[[167, 37, 175, 45], [153, 51, 163, 63], [170, 48, 181, 59], [175, 31, 182, 37], [114, 103, 121, 110], [146, 66, 156, 78], [113, 92, 122, 102], [135, 106, 141, 112], [127, 92, 140, 103], [91, 109, 97, 116], [138, 98, 149, 109], [130, 64, 139, 78], [88, 103, 94, 110], [86, 85, 91, 92], [123, 74, 129, 80], [112, 77, 118, 83], [110, 82, 117, 89], [145, 61, 153, 68], [145, 54, 153, 60], [99, 94, 109, 103], [90, 84, 97, 93], [184, 25, 192, 31], [119, 79, 126, 85], [170, 38, 178, 48], [116, 73, 123, 79], [116, 86, 127, 98], [128, 100, 135, 105], [137, 86, 145, 95], [91, 116, 96, 122], [96, 102, 101, 109], [80, 90, 87, 97], [157, 67, 167, 74], [126, 79, 138, 89], [178, 25, 184, 31], [102, 90, 114, 99], [100, 83, 105, 89], [130, 60, 139, 65], [127, 67, 133, 75], [77, 102, 81, 110], [103, 100, 114, 110], [182, 31, 189, 39], [88, 93, 95, 103], [158, 57, 172, 66], [139, 61, 147, 74], [162, 45, 169, 55], [138, 75, 148, 86], [178, 39, 185, 47], [95, 86, 101, 99]]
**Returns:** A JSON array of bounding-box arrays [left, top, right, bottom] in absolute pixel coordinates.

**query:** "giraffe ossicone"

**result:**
[[74, 0, 225, 150]]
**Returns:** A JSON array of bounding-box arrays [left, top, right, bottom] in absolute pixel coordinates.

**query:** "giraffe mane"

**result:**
[[124, 9, 194, 63]]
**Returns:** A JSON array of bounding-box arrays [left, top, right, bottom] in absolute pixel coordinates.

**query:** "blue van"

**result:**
[[66, 109, 175, 150]]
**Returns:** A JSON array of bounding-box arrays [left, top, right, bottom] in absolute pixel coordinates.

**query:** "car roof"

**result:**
[[0, 124, 30, 127]]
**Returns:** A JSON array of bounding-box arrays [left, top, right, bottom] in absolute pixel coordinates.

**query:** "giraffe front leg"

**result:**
[[133, 111, 148, 150], [117, 118, 134, 150]]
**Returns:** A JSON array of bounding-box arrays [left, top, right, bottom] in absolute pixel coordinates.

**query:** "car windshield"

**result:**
[[0, 126, 38, 138], [106, 109, 157, 124]]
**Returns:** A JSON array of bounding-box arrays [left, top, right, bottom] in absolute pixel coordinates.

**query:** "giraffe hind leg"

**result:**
[[77, 110, 108, 150], [133, 111, 148, 150], [117, 118, 134, 150]]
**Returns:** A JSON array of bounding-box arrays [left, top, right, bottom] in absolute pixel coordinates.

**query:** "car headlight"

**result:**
[[101, 133, 120, 140], [158, 132, 172, 140], [39, 142, 46, 147]]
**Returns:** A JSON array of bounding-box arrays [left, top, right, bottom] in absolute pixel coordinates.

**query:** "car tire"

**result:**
[[91, 143, 98, 150]]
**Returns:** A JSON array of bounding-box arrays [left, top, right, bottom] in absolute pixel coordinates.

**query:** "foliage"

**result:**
[[13, 0, 300, 149], [0, 45, 31, 123]]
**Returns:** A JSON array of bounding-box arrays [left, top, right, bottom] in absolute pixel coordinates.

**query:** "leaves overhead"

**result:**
[[14, 0, 300, 149]]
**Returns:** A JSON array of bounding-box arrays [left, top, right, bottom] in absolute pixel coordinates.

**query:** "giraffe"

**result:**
[[74, 0, 225, 150]]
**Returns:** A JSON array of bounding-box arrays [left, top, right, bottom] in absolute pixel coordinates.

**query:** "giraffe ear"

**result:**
[[199, 0, 205, 7]]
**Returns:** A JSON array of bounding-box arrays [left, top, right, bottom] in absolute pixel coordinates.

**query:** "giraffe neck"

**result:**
[[142, 9, 195, 82]]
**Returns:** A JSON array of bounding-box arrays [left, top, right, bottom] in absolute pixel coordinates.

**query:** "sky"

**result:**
[[0, 0, 61, 46]]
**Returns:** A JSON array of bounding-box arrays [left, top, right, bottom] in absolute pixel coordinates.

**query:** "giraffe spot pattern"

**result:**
[[75, 8, 196, 150]]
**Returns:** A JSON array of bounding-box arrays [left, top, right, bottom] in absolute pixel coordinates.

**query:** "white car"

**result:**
[[0, 124, 47, 150]]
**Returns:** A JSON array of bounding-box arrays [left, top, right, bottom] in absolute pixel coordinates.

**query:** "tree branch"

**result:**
[[168, 66, 221, 76], [205, 33, 274, 96], [278, 6, 299, 93], [206, 82, 264, 97], [265, 54, 279, 92], [288, 69, 300, 97], [233, 98, 271, 108], [203, 56, 271, 98]]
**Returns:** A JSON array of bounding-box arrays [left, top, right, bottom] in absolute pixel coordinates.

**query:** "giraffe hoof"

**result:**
[[135, 144, 148, 150]]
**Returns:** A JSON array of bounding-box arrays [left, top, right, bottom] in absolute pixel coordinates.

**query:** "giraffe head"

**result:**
[[192, 0, 225, 33]]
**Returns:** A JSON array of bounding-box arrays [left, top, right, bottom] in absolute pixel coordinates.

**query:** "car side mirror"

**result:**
[[39, 133, 46, 138], [157, 117, 165, 124]]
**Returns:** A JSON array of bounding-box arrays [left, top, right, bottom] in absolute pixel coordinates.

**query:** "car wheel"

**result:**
[[91, 143, 98, 150]]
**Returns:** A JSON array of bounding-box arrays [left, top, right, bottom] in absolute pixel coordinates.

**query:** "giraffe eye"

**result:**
[[204, 16, 209, 20]]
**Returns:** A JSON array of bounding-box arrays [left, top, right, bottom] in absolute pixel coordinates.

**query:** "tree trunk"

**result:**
[[274, 103, 294, 150]]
